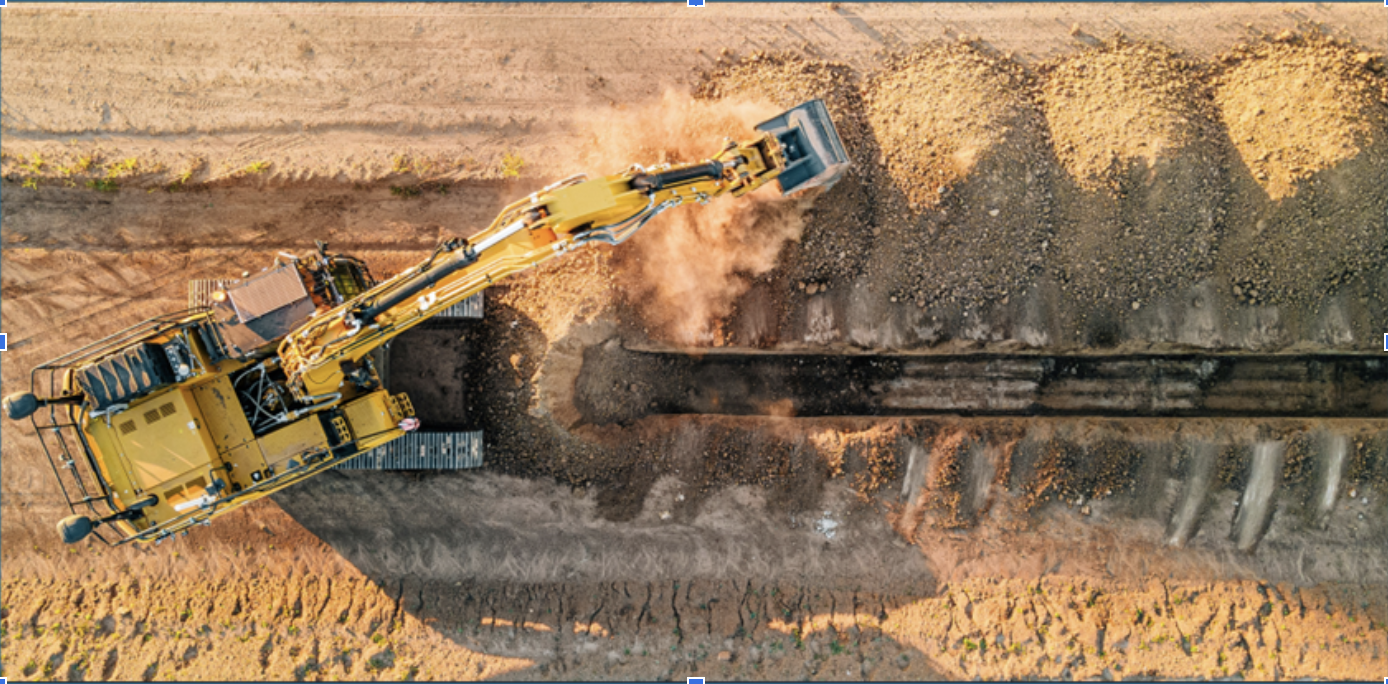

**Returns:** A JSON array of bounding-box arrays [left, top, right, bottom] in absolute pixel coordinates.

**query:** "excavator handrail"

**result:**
[[30, 308, 213, 379], [29, 401, 121, 545]]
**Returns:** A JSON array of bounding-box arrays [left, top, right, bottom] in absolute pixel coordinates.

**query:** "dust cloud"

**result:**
[[578, 91, 809, 345]]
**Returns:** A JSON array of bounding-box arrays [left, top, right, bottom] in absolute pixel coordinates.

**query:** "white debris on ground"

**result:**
[[814, 510, 840, 540]]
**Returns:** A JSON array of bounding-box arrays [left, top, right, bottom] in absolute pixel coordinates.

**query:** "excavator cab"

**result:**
[[755, 99, 851, 196]]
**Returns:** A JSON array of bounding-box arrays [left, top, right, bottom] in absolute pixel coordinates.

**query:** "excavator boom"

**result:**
[[278, 99, 848, 399]]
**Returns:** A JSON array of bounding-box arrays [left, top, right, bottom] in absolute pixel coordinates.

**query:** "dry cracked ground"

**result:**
[[2, 4, 1386, 681]]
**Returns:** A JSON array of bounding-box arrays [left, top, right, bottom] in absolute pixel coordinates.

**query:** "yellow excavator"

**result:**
[[5, 100, 848, 545]]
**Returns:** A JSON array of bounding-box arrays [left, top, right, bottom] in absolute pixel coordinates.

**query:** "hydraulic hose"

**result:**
[[630, 161, 726, 193]]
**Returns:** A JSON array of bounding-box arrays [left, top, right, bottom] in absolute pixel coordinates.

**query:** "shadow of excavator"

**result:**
[[271, 301, 949, 680]]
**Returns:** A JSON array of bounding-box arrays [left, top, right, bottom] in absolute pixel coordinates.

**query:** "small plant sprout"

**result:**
[[500, 151, 525, 178]]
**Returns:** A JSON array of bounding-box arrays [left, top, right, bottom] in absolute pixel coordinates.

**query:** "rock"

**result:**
[[717, 650, 733, 662]]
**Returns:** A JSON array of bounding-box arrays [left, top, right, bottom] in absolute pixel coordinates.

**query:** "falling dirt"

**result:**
[[697, 54, 879, 286], [577, 92, 811, 345]]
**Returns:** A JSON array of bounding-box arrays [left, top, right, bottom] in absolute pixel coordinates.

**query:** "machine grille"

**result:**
[[334, 431, 484, 470], [227, 265, 310, 323]]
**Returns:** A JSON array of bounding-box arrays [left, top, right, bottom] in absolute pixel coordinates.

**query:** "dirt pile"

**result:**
[[1041, 39, 1225, 305], [1217, 33, 1387, 201], [865, 44, 1036, 210], [576, 91, 808, 345], [491, 249, 617, 344], [1214, 32, 1388, 305], [696, 53, 877, 284], [864, 43, 1053, 309], [1042, 40, 1220, 191]]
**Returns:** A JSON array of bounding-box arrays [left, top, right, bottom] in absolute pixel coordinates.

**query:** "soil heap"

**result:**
[[863, 43, 1053, 309], [1040, 39, 1225, 305], [1214, 32, 1388, 305]]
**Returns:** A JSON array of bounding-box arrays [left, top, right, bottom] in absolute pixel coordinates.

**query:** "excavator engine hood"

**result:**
[[756, 99, 851, 196]]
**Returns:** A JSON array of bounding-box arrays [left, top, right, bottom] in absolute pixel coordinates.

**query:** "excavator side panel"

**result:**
[[340, 390, 411, 452], [257, 419, 331, 471]]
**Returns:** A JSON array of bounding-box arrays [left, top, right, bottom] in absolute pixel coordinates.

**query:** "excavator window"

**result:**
[[326, 260, 373, 304]]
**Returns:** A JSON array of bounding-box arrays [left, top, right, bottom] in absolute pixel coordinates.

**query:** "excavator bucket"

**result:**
[[756, 99, 851, 196]]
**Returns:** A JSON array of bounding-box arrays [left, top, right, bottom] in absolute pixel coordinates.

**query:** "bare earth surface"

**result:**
[[2, 3, 1386, 681]]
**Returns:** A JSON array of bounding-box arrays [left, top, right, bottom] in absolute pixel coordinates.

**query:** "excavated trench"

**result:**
[[572, 344, 1387, 424]]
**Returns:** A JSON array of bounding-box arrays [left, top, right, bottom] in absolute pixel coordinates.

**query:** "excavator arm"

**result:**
[[278, 99, 849, 399]]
